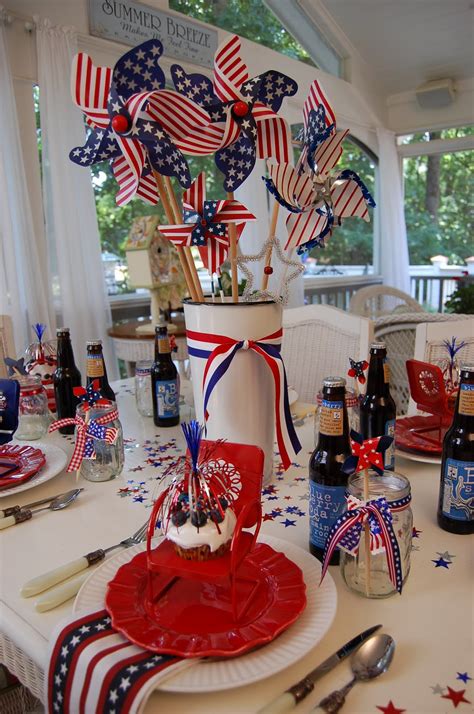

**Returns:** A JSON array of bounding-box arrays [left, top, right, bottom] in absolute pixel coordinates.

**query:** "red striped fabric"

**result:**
[[314, 129, 349, 176], [213, 35, 248, 102], [331, 179, 369, 220], [285, 209, 328, 251], [71, 53, 112, 129], [303, 79, 336, 128]]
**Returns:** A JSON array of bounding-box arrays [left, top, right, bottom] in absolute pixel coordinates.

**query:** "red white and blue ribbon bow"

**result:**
[[347, 358, 369, 384], [186, 328, 301, 470], [49, 411, 119, 472], [321, 494, 408, 594], [263, 79, 375, 253], [342, 430, 394, 477], [170, 34, 298, 191], [159, 172, 256, 274], [69, 40, 210, 205]]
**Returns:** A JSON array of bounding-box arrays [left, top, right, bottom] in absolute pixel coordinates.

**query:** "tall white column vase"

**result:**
[[184, 299, 301, 485]]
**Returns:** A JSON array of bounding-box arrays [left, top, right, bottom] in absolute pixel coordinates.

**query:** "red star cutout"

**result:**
[[262, 513, 275, 522], [376, 701, 406, 714], [442, 687, 471, 708]]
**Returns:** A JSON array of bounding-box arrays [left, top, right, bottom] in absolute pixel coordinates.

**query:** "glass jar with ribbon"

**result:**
[[49, 380, 124, 482], [320, 430, 412, 598]]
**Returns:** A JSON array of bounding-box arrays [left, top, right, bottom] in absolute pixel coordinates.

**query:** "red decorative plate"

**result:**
[[0, 444, 46, 491], [395, 415, 447, 455], [105, 542, 306, 658]]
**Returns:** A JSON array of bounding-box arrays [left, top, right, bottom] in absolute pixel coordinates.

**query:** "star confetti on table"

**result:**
[[412, 527, 422, 538], [376, 701, 406, 714], [432, 556, 450, 569], [431, 684, 446, 695], [281, 518, 296, 527], [442, 687, 471, 708], [457, 673, 472, 684], [437, 551, 456, 562]]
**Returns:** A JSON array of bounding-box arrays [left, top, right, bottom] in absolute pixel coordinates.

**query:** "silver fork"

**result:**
[[21, 521, 149, 610]]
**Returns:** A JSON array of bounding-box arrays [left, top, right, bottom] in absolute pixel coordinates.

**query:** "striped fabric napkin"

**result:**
[[46, 609, 195, 714]]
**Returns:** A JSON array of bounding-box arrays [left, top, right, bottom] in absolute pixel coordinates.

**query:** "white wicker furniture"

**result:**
[[0, 315, 15, 378], [407, 317, 474, 414], [350, 285, 424, 319], [282, 305, 374, 404], [374, 312, 473, 415]]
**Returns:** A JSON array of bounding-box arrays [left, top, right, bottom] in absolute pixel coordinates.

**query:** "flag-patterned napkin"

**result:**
[[46, 609, 195, 714]]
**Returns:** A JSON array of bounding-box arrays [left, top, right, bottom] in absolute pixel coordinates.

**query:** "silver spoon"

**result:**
[[314, 634, 395, 713], [0, 488, 83, 530]]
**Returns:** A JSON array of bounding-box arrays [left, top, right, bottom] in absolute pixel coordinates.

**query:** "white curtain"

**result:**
[[35, 18, 116, 376], [235, 159, 304, 308], [0, 16, 54, 354], [376, 127, 411, 293]]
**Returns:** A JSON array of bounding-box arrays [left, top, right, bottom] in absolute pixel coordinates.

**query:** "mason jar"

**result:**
[[340, 470, 412, 598], [314, 389, 359, 446], [135, 360, 153, 417], [76, 401, 124, 482], [15, 375, 50, 440]]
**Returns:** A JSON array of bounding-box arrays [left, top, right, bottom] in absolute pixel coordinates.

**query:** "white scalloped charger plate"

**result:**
[[395, 448, 441, 465], [0, 442, 68, 498], [74, 535, 337, 693]]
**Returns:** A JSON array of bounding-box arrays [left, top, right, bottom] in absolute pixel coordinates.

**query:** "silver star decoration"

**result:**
[[236, 236, 303, 306], [436, 551, 455, 562], [430, 684, 446, 695]]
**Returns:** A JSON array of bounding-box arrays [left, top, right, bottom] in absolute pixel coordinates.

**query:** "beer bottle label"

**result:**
[[459, 384, 474, 416], [384, 419, 396, 470], [156, 379, 179, 418], [319, 399, 344, 436], [383, 360, 391, 384], [309, 482, 346, 549], [442, 458, 474, 521], [158, 337, 171, 354], [86, 356, 104, 378]]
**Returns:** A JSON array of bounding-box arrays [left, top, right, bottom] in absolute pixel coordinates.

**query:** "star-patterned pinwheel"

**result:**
[[3, 357, 28, 377], [170, 34, 298, 191], [347, 357, 369, 384], [73, 380, 109, 409], [342, 429, 394, 476], [158, 172, 256, 274], [69, 40, 211, 205], [263, 79, 375, 253]]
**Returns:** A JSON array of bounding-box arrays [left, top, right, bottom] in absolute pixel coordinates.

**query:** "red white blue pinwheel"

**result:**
[[69, 40, 210, 206], [264, 80, 375, 253], [158, 172, 256, 274], [73, 380, 109, 410], [170, 34, 298, 192], [342, 430, 394, 477], [348, 358, 369, 384]]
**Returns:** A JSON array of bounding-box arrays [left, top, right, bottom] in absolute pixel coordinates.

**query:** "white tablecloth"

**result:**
[[0, 379, 473, 714]]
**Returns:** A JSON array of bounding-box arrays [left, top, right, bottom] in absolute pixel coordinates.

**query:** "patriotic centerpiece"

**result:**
[[24, 324, 57, 413]]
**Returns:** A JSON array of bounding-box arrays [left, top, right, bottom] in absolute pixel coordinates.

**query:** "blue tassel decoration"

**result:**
[[32, 323, 47, 343], [181, 420, 204, 473]]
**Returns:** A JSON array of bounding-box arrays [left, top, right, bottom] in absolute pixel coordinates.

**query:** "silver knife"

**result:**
[[258, 624, 382, 714]]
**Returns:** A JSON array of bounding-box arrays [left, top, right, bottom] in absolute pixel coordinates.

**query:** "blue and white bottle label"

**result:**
[[309, 482, 347, 549], [384, 418, 396, 470], [155, 379, 179, 418], [442, 458, 474, 521]]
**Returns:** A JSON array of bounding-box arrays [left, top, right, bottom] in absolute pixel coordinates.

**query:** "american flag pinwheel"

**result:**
[[170, 34, 298, 192], [264, 80, 375, 253], [69, 40, 211, 206], [342, 430, 394, 477], [158, 172, 256, 275]]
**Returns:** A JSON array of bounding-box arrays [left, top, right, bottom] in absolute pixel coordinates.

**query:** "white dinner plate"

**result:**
[[395, 448, 441, 465], [74, 535, 337, 693], [0, 442, 68, 498], [288, 388, 299, 406]]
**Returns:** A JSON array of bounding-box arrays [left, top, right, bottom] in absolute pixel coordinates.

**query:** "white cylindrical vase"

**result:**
[[184, 299, 283, 485]]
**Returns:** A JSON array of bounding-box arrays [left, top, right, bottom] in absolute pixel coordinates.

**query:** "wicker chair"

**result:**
[[374, 312, 473, 415], [0, 315, 15, 378], [282, 305, 374, 404], [350, 285, 424, 319]]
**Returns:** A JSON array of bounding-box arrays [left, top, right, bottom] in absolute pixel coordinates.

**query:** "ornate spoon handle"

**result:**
[[314, 677, 357, 714]]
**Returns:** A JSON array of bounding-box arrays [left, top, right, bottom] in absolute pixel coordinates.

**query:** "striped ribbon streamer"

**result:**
[[186, 328, 301, 471], [320, 494, 407, 594], [49, 411, 119, 472]]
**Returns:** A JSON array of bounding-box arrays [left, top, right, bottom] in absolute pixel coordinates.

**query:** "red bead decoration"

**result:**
[[111, 114, 131, 134], [264, 266, 273, 275], [232, 101, 249, 117], [201, 219, 207, 227]]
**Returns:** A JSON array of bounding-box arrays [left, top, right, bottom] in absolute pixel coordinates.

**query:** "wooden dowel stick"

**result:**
[[226, 192, 238, 302], [152, 170, 198, 302], [363, 467, 371, 597], [163, 176, 204, 302], [261, 201, 280, 291]]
